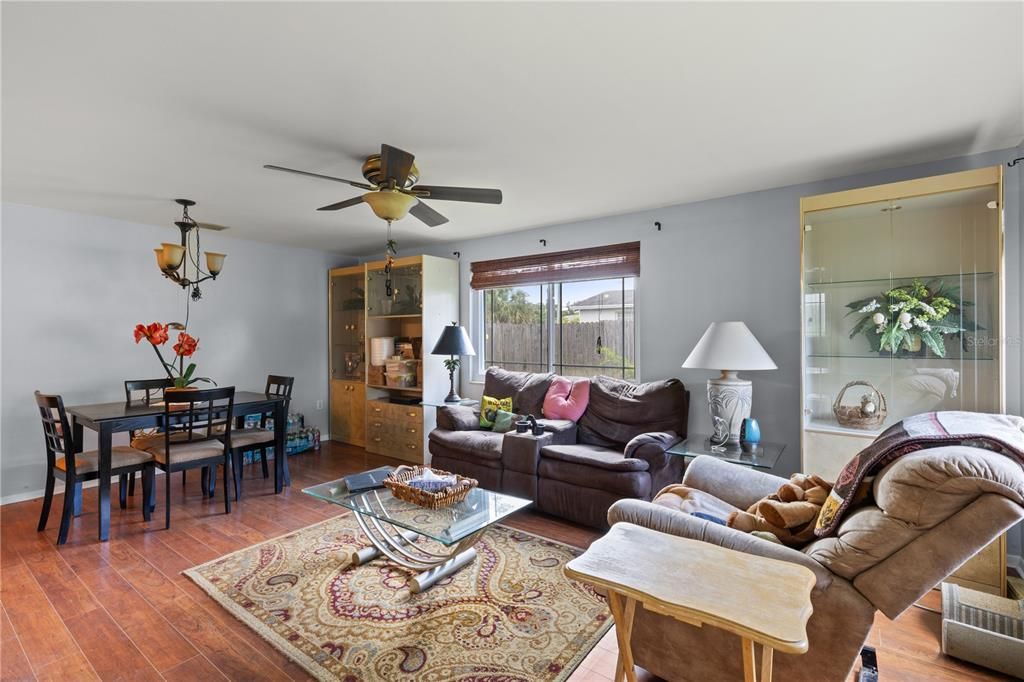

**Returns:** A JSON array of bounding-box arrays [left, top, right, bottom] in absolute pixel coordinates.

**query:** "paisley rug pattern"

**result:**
[[184, 514, 610, 681]]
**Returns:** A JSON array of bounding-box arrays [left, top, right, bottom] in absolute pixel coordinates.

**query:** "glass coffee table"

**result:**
[[304, 477, 530, 593]]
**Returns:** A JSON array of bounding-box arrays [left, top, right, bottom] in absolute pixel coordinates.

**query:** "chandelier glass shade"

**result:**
[[160, 242, 186, 270], [363, 189, 417, 222], [205, 251, 226, 276]]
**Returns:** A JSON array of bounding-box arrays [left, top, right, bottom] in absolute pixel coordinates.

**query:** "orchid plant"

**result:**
[[133, 322, 215, 388]]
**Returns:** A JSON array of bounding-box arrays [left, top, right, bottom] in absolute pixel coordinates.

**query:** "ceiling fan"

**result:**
[[264, 143, 502, 227]]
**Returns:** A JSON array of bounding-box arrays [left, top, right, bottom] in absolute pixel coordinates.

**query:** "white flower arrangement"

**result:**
[[846, 278, 970, 358]]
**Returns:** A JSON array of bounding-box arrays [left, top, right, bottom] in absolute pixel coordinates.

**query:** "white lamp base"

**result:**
[[707, 370, 752, 443]]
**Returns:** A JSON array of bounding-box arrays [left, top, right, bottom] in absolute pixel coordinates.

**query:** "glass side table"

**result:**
[[666, 435, 785, 470], [420, 398, 480, 408]]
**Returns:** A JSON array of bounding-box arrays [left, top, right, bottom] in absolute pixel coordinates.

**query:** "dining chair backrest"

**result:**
[[35, 391, 75, 475], [266, 375, 294, 402], [125, 378, 175, 440], [125, 378, 174, 404], [255, 375, 294, 428], [163, 386, 236, 447]]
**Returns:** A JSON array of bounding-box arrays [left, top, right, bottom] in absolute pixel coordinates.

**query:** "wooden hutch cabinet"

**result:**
[[328, 255, 458, 463]]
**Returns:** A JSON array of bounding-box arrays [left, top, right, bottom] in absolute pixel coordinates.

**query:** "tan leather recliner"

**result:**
[[607, 450, 1024, 682]]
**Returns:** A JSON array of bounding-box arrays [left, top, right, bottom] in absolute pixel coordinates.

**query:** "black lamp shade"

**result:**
[[431, 324, 476, 356]]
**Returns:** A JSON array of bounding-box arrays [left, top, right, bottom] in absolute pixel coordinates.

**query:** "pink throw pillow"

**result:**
[[543, 377, 590, 422]]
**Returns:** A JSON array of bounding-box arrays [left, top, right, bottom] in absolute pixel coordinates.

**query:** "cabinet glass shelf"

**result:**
[[807, 353, 995, 361], [804, 271, 995, 288]]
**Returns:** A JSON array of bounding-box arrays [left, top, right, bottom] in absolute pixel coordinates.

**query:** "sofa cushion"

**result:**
[[436, 405, 480, 431], [516, 372, 555, 415], [540, 444, 649, 472], [578, 376, 688, 448], [483, 366, 532, 398], [428, 429, 504, 463], [491, 410, 518, 433], [539, 455, 652, 498], [482, 367, 554, 415], [543, 377, 590, 422]]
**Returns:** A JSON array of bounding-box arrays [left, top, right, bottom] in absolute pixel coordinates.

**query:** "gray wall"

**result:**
[[412, 145, 1024, 558], [0, 203, 357, 501]]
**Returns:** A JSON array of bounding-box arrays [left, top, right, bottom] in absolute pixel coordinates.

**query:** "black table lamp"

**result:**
[[431, 323, 476, 403]]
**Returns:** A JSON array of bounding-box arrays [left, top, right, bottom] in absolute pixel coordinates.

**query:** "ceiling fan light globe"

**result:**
[[363, 190, 417, 222], [154, 248, 169, 271], [205, 251, 226, 275], [161, 242, 185, 269]]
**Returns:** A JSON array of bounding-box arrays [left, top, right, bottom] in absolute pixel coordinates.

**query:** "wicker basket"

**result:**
[[832, 380, 887, 429], [383, 466, 477, 509]]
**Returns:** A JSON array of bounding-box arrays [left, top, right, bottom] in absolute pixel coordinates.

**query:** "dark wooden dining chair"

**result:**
[[35, 391, 154, 545], [135, 386, 236, 529], [120, 378, 174, 506], [213, 375, 294, 499]]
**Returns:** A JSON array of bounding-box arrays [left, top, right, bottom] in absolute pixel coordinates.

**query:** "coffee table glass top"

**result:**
[[303, 479, 530, 545], [666, 435, 785, 470]]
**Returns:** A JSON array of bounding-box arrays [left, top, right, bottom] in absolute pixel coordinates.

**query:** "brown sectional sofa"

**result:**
[[429, 368, 689, 528]]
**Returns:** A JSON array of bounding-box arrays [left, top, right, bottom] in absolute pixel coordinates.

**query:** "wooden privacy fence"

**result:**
[[487, 320, 635, 375]]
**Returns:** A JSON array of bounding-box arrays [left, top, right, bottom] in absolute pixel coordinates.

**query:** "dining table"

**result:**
[[65, 390, 291, 542]]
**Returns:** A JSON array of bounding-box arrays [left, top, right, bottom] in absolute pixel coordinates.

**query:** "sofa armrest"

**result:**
[[502, 431, 553, 475], [681, 455, 787, 510], [436, 405, 481, 431], [608, 498, 833, 591], [624, 431, 681, 466], [535, 418, 578, 445]]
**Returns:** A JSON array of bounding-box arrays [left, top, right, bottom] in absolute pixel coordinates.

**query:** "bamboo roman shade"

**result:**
[[470, 241, 640, 289]]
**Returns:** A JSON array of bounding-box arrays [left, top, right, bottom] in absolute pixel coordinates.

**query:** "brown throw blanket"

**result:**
[[815, 411, 1024, 537]]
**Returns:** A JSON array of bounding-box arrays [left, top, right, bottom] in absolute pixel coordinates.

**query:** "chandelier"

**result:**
[[155, 199, 226, 301]]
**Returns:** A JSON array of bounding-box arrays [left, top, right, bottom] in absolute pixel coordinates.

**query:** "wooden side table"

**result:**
[[565, 523, 815, 682]]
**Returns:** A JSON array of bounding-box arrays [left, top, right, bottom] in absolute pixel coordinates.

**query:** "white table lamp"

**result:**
[[682, 321, 777, 443]]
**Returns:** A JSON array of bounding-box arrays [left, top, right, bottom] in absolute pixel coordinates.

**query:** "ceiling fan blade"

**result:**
[[380, 144, 415, 188], [317, 196, 365, 211], [409, 200, 449, 227], [264, 164, 373, 190], [196, 222, 229, 232], [411, 185, 502, 204]]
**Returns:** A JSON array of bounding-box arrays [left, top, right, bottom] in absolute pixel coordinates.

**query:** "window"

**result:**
[[472, 242, 640, 380], [480, 277, 636, 379]]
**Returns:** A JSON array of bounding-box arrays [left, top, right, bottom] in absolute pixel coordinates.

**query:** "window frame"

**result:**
[[470, 276, 639, 382]]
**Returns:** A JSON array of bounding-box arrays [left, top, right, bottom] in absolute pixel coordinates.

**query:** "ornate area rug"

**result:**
[[184, 514, 610, 681]]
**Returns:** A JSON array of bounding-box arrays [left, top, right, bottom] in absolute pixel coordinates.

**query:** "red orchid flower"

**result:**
[[173, 332, 198, 358], [133, 322, 169, 345]]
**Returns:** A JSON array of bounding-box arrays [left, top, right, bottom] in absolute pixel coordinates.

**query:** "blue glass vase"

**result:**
[[741, 418, 761, 444]]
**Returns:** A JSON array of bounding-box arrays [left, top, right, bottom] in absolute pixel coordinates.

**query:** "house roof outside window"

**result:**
[[571, 289, 634, 311]]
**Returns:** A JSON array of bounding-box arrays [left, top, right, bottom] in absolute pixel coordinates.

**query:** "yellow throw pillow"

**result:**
[[480, 395, 513, 429]]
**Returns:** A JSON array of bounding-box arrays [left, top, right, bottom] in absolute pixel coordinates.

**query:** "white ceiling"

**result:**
[[3, 2, 1022, 255]]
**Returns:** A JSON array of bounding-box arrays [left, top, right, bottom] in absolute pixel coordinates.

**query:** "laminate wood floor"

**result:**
[[0, 442, 1012, 681]]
